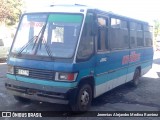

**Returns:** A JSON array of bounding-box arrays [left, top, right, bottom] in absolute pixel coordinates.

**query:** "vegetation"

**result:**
[[154, 20, 160, 38], [0, 0, 23, 26]]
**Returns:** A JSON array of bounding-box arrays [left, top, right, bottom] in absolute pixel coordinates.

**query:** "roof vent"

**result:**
[[49, 3, 87, 7], [74, 4, 86, 6]]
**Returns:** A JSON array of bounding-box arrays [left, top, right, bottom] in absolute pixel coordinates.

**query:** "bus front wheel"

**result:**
[[71, 84, 92, 112]]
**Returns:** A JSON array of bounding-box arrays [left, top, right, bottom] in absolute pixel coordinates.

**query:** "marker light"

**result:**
[[7, 65, 14, 74]]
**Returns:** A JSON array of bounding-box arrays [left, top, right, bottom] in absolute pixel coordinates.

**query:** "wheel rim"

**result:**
[[80, 89, 89, 106]]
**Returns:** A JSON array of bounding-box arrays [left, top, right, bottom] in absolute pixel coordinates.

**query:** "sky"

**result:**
[[24, 0, 160, 24]]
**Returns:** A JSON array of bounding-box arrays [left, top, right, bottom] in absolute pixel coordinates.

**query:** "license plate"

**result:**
[[18, 69, 29, 76]]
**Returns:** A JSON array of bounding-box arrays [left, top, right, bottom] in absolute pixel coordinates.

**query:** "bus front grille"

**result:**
[[15, 66, 55, 80]]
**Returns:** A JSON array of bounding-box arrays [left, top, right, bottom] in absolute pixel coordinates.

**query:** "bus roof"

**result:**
[[94, 9, 149, 24], [25, 4, 149, 25], [25, 4, 90, 14]]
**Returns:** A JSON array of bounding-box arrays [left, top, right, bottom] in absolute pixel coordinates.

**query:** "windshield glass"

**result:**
[[11, 13, 83, 58]]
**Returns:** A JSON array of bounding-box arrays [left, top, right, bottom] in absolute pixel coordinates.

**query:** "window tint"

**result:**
[[144, 32, 152, 46], [109, 17, 152, 49], [144, 25, 149, 31], [98, 28, 107, 50], [130, 22, 144, 48], [130, 22, 136, 30], [130, 31, 136, 48], [137, 23, 142, 30], [121, 20, 127, 29], [137, 23, 143, 47], [137, 31, 143, 46], [97, 16, 108, 51], [110, 18, 129, 49], [143, 25, 152, 47]]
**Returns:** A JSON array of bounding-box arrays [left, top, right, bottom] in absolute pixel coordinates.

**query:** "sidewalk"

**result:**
[[144, 51, 160, 78]]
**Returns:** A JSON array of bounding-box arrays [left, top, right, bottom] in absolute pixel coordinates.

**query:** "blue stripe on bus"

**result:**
[[95, 67, 127, 85], [95, 61, 152, 85], [6, 60, 152, 88], [127, 61, 152, 73], [6, 74, 77, 88]]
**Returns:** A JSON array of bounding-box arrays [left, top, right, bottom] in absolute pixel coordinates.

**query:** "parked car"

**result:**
[[0, 38, 9, 61], [156, 40, 160, 51]]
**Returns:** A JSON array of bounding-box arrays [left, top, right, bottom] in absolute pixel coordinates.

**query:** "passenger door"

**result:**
[[94, 15, 110, 97]]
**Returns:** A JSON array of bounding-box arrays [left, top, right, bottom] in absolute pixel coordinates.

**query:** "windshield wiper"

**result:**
[[43, 40, 54, 60], [17, 24, 46, 56], [17, 36, 37, 56], [33, 23, 47, 55], [32, 24, 47, 51], [33, 23, 54, 60]]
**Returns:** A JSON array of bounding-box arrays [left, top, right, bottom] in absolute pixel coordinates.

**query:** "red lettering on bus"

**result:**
[[122, 51, 140, 65]]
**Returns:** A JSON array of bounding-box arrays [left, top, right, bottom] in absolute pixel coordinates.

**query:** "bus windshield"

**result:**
[[11, 13, 83, 58]]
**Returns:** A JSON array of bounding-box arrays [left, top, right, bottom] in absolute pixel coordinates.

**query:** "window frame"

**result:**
[[144, 24, 153, 47], [110, 17, 129, 50], [96, 15, 109, 53], [130, 22, 145, 48]]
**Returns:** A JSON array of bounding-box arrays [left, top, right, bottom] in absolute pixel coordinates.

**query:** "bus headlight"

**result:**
[[7, 65, 14, 74], [55, 72, 77, 81]]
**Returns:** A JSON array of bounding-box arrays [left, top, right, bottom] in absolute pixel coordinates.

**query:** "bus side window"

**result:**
[[110, 18, 129, 50], [137, 23, 144, 47], [130, 22, 137, 48], [144, 25, 153, 47], [97, 17, 108, 52]]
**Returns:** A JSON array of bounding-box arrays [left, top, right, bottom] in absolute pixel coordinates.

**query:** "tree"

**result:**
[[0, 0, 23, 25], [154, 20, 160, 38]]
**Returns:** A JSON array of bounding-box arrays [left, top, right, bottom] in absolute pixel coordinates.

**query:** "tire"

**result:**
[[131, 69, 140, 87], [14, 96, 31, 103], [71, 84, 92, 112]]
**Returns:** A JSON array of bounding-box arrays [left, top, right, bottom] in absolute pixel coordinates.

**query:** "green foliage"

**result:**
[[154, 20, 160, 38], [0, 0, 23, 26]]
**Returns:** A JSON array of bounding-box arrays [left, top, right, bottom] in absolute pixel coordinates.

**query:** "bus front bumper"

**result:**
[[5, 79, 78, 105]]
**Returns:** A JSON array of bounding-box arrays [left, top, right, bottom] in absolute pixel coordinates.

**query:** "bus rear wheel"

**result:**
[[71, 84, 92, 112], [131, 69, 140, 87]]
